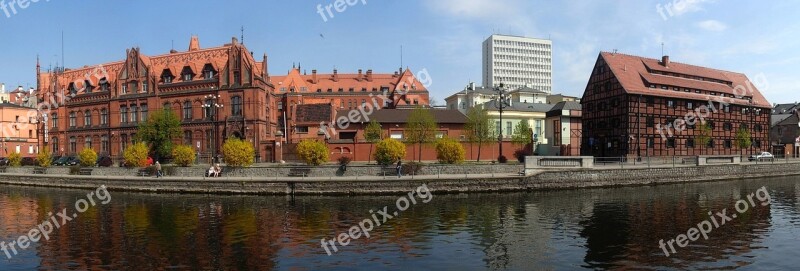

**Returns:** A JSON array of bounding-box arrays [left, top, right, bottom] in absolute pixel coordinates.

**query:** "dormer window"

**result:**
[[181, 66, 194, 82], [99, 78, 110, 91], [84, 80, 94, 93], [202, 64, 216, 80], [68, 83, 77, 95], [161, 69, 174, 84]]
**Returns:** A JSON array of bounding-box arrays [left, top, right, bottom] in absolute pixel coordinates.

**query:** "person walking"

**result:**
[[396, 160, 403, 178], [155, 161, 163, 178]]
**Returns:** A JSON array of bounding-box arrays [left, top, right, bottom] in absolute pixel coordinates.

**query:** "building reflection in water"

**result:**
[[0, 177, 797, 270]]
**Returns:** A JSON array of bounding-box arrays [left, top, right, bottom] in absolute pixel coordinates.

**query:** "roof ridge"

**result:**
[[601, 51, 745, 76]]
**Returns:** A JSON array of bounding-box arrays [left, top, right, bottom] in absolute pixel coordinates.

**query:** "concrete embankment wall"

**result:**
[[0, 162, 797, 195]]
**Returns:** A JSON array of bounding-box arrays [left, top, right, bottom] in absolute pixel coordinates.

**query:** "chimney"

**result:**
[[357, 69, 363, 81], [312, 70, 318, 84], [366, 70, 373, 82], [662, 55, 670, 67], [469, 82, 476, 91], [332, 69, 339, 82], [188, 35, 200, 51]]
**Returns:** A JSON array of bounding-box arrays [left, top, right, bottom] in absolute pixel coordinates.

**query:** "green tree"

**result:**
[[511, 120, 532, 146], [364, 119, 382, 164], [124, 142, 149, 167], [78, 148, 98, 167], [37, 147, 52, 168], [172, 145, 196, 167], [695, 122, 712, 155], [296, 139, 329, 166], [136, 108, 182, 160], [374, 138, 406, 165], [221, 138, 255, 167], [465, 106, 494, 162], [735, 126, 752, 157], [435, 137, 466, 164], [406, 107, 437, 162]]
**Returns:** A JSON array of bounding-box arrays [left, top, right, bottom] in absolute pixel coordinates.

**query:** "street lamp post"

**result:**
[[494, 83, 509, 160], [202, 94, 223, 163]]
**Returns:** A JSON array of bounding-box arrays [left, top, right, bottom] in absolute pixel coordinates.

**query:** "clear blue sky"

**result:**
[[0, 0, 798, 104]]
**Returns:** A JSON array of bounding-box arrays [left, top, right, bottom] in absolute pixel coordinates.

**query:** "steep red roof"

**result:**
[[271, 68, 428, 93], [600, 52, 770, 108]]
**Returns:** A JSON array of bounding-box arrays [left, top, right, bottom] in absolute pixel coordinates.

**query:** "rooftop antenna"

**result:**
[[61, 31, 65, 70], [400, 45, 403, 71], [171, 40, 174, 51], [661, 42, 665, 56], [241, 26, 245, 45]]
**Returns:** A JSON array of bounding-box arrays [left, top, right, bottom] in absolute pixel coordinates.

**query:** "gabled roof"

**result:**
[[271, 68, 429, 94], [549, 101, 582, 111], [772, 103, 800, 114], [482, 100, 554, 112], [598, 52, 771, 108], [336, 109, 467, 124]]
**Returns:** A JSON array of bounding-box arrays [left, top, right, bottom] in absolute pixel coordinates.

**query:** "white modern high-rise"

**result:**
[[482, 34, 552, 93]]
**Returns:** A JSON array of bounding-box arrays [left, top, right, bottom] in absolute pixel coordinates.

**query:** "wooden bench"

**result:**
[[288, 167, 311, 177], [78, 168, 93, 176], [681, 157, 697, 164], [33, 167, 47, 174], [137, 168, 150, 177], [205, 168, 224, 177]]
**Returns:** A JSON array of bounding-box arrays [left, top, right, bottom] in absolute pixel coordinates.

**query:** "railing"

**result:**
[[538, 158, 582, 167]]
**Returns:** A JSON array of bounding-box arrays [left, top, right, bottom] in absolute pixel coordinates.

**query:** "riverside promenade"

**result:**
[[0, 156, 799, 195]]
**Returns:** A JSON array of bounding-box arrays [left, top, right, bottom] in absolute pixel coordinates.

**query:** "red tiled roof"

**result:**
[[600, 52, 770, 108], [271, 68, 428, 93]]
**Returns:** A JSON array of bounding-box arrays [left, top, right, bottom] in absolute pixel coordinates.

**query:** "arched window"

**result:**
[[69, 136, 76, 153], [100, 108, 108, 125], [69, 112, 76, 128], [51, 137, 59, 154], [84, 110, 91, 127], [101, 135, 109, 153], [231, 96, 242, 116], [84, 136, 92, 149], [183, 101, 192, 120]]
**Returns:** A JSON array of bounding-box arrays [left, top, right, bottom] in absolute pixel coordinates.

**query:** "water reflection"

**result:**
[[0, 177, 798, 270]]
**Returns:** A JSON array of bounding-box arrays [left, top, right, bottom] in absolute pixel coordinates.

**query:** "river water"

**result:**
[[0, 176, 798, 270]]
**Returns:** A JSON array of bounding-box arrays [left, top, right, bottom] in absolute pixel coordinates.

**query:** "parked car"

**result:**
[[50, 156, 62, 165], [54, 156, 78, 166], [0, 157, 8, 166], [21, 157, 36, 166], [96, 156, 113, 167], [65, 156, 80, 166], [749, 152, 774, 161]]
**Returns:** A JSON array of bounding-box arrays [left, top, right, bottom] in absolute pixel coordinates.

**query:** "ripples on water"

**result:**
[[0, 177, 799, 270]]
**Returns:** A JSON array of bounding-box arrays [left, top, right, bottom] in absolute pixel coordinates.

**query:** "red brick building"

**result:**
[[36, 36, 432, 163], [581, 52, 771, 158]]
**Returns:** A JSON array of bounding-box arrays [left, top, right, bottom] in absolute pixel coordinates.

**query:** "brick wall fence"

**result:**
[[0, 162, 797, 195]]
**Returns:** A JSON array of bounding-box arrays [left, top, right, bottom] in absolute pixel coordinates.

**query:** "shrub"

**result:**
[[222, 138, 255, 167], [78, 148, 98, 167], [513, 144, 534, 163], [296, 139, 329, 166], [435, 138, 465, 164], [374, 139, 406, 165], [337, 156, 352, 166], [37, 148, 52, 168], [172, 145, 196, 167], [497, 155, 508, 164], [124, 142, 149, 168], [402, 161, 424, 175], [8, 152, 21, 167]]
